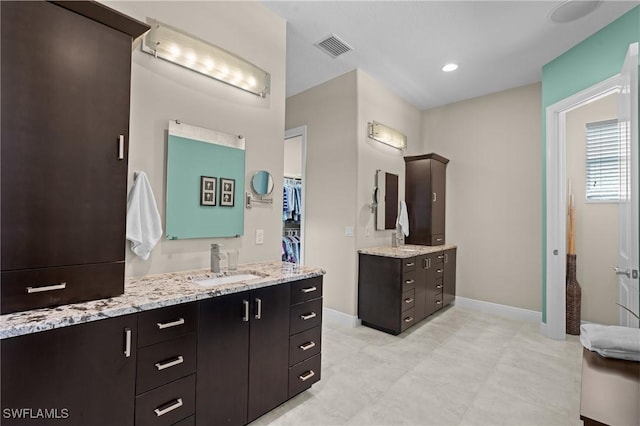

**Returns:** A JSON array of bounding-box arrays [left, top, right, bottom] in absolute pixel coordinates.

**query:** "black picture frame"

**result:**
[[200, 176, 217, 206], [220, 178, 235, 207]]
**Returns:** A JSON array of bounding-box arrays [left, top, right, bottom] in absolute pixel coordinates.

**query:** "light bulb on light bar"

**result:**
[[368, 121, 407, 150], [142, 18, 271, 98]]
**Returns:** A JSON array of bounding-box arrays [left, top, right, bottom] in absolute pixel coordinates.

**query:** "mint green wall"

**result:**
[[541, 6, 640, 322]]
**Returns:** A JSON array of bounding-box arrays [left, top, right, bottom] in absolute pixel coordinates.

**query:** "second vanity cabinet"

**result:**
[[358, 247, 456, 335]]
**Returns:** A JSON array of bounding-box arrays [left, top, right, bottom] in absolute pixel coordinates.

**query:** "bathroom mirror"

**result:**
[[375, 170, 399, 230], [251, 170, 274, 196]]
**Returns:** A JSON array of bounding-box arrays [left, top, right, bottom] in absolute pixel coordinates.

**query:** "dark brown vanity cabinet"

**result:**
[[359, 249, 456, 335], [0, 1, 149, 314], [0, 315, 138, 426], [197, 284, 291, 426], [404, 154, 449, 246]]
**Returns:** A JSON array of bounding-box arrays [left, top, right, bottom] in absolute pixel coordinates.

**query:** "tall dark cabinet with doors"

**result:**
[[404, 154, 449, 246], [0, 1, 149, 314]]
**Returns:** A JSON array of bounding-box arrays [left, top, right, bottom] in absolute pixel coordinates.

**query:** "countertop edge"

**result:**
[[358, 244, 458, 258]]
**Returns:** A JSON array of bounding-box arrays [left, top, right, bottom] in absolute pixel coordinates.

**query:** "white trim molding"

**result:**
[[455, 297, 542, 323], [323, 307, 361, 328], [545, 74, 621, 340]]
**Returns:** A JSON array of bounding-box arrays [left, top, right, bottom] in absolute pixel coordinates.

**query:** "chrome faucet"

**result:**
[[210, 244, 222, 273]]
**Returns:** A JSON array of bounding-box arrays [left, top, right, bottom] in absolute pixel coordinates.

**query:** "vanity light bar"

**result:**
[[143, 18, 271, 98], [368, 121, 407, 150]]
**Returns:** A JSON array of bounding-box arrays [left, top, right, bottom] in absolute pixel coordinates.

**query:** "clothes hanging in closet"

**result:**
[[283, 178, 302, 221], [282, 235, 300, 264]]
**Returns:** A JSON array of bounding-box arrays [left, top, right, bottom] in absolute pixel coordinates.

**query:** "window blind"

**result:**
[[585, 119, 620, 201]]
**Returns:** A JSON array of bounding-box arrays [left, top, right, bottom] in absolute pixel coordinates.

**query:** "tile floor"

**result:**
[[252, 306, 584, 426]]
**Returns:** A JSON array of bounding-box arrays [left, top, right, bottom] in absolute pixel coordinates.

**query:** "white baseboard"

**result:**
[[323, 307, 361, 328], [455, 296, 542, 323]]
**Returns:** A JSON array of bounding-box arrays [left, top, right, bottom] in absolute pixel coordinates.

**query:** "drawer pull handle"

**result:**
[[437, 255, 444, 260], [437, 269, 443, 274], [243, 300, 250, 322], [155, 356, 184, 371], [436, 300, 442, 305], [26, 282, 67, 294], [406, 262, 415, 267], [404, 316, 414, 323], [299, 341, 316, 351], [436, 285, 443, 289], [157, 318, 185, 330], [300, 312, 317, 321], [404, 298, 414, 303], [405, 279, 415, 285], [124, 328, 132, 358], [301, 286, 317, 293], [299, 370, 315, 382], [436, 238, 443, 242], [154, 398, 183, 417]]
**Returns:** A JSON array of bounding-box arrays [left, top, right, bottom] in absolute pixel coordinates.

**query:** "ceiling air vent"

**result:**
[[315, 34, 353, 58]]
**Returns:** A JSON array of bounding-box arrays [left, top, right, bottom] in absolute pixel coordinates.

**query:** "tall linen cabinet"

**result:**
[[404, 154, 449, 246], [0, 1, 149, 314]]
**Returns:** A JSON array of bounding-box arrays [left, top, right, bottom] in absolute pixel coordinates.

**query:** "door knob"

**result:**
[[614, 267, 631, 278]]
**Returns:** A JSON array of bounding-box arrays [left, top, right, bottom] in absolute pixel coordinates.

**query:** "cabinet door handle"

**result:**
[[299, 341, 316, 351], [156, 318, 185, 330], [404, 316, 414, 323], [301, 286, 317, 293], [300, 312, 317, 320], [154, 398, 183, 417], [432, 192, 437, 202], [255, 298, 262, 320], [404, 279, 415, 285], [124, 328, 132, 358], [26, 282, 67, 294], [444, 253, 449, 263], [243, 300, 250, 322], [406, 262, 415, 267], [404, 298, 414, 303], [155, 356, 184, 371], [118, 135, 125, 160], [299, 370, 315, 382]]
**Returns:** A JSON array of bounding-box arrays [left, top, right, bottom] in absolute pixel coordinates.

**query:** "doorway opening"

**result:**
[[283, 126, 307, 264]]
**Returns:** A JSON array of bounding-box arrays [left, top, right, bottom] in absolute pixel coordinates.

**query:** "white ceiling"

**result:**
[[262, 1, 638, 110]]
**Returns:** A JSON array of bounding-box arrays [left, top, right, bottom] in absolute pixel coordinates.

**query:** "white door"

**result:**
[[617, 42, 639, 328]]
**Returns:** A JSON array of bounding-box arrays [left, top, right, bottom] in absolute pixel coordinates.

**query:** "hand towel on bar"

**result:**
[[580, 323, 640, 361], [126, 172, 162, 260], [397, 200, 410, 236]]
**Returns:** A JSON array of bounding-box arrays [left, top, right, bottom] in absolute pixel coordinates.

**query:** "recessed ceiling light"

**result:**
[[442, 63, 458, 72], [548, 0, 602, 23]]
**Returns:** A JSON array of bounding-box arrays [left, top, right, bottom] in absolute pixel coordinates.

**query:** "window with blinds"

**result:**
[[585, 119, 621, 201]]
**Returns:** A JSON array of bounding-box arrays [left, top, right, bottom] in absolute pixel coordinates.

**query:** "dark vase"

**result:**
[[566, 254, 582, 335]]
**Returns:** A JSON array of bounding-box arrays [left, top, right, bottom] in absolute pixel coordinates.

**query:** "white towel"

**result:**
[[580, 323, 640, 361], [126, 172, 162, 260], [396, 200, 410, 237]]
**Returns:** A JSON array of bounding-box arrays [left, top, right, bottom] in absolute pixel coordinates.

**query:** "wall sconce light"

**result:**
[[142, 18, 271, 98], [368, 121, 407, 150]]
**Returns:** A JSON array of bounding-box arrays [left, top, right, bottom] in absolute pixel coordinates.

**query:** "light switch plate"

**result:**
[[345, 226, 354, 237], [255, 229, 264, 244]]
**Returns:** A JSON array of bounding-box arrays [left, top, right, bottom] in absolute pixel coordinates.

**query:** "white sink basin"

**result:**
[[192, 273, 263, 287]]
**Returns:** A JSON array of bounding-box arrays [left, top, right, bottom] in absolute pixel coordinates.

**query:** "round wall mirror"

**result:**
[[251, 170, 274, 196]]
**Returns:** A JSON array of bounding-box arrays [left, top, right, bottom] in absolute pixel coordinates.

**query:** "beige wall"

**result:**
[[103, 1, 287, 277], [421, 83, 542, 311], [566, 93, 619, 325], [285, 71, 359, 315]]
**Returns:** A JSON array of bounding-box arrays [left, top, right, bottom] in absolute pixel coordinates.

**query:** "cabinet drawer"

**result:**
[[402, 289, 415, 311], [289, 326, 322, 366], [433, 292, 444, 311], [138, 303, 197, 347], [136, 333, 197, 394], [290, 276, 323, 305], [290, 298, 323, 335], [401, 308, 416, 332], [135, 374, 195, 426], [288, 353, 321, 398], [0, 262, 124, 314], [402, 270, 417, 291], [402, 257, 417, 272]]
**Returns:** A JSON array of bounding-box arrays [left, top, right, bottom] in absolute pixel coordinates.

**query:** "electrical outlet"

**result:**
[[255, 229, 264, 245]]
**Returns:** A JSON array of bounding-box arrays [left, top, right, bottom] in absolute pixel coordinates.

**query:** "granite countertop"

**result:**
[[358, 243, 457, 259], [0, 261, 325, 339]]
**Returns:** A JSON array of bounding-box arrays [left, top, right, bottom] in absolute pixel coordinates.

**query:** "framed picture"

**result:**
[[200, 176, 216, 206], [220, 178, 235, 207]]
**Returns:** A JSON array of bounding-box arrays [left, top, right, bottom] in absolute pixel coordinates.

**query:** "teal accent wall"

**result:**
[[541, 6, 640, 322], [166, 135, 245, 239]]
